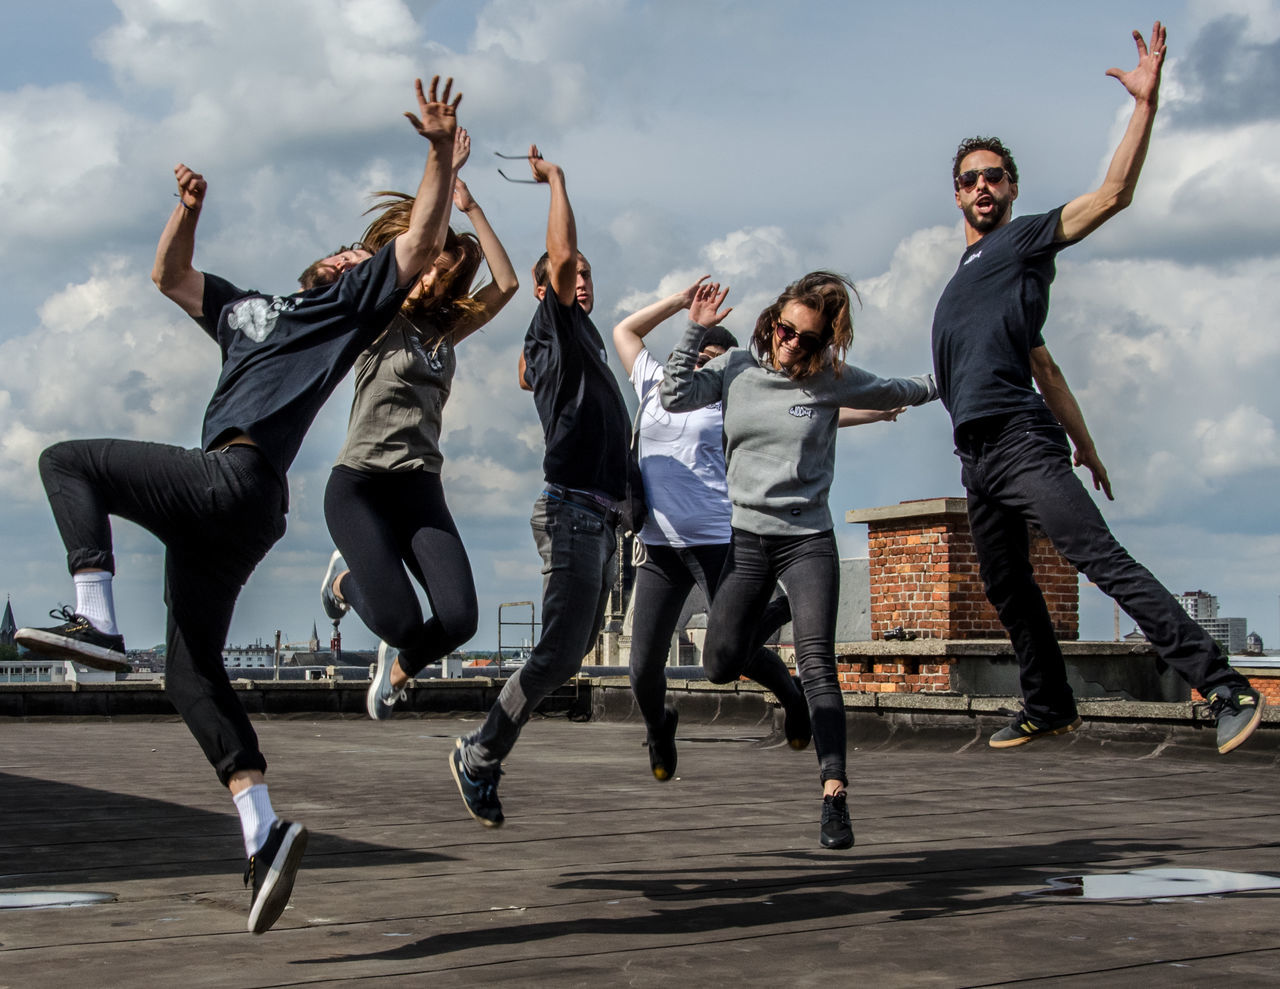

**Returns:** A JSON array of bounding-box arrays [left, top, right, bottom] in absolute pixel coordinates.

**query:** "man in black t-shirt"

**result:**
[[17, 76, 464, 934], [449, 147, 630, 828], [931, 23, 1263, 754]]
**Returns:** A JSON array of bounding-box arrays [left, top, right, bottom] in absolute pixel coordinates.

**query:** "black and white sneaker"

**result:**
[[366, 641, 407, 721], [820, 792, 854, 849], [320, 550, 348, 622], [244, 820, 307, 935], [449, 739, 504, 827], [16, 606, 129, 673]]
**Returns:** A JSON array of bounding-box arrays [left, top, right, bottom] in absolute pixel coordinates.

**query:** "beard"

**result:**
[[963, 193, 1012, 233]]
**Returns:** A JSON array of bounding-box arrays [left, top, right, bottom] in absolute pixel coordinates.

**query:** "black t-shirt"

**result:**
[[931, 207, 1075, 430], [196, 242, 408, 490], [523, 292, 630, 500]]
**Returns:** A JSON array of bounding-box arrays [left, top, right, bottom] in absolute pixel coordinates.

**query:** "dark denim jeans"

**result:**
[[38, 438, 286, 785], [704, 528, 846, 785], [628, 541, 798, 738], [461, 492, 617, 776], [957, 409, 1246, 724]]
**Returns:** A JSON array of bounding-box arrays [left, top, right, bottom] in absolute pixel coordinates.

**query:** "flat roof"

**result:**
[[3, 715, 1278, 985]]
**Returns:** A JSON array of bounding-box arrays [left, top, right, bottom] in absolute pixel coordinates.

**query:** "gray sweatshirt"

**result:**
[[660, 321, 937, 536]]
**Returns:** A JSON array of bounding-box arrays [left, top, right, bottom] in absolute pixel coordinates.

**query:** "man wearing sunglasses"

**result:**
[[449, 146, 630, 828], [18, 76, 462, 933], [931, 22, 1264, 754]]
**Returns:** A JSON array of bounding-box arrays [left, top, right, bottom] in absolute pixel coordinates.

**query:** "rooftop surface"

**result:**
[[3, 713, 1280, 987]]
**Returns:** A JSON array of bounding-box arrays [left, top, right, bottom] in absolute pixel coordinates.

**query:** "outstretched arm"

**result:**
[[152, 163, 207, 316], [838, 407, 905, 427], [395, 76, 462, 288], [449, 132, 519, 342], [612, 277, 730, 375], [1058, 22, 1166, 242], [1030, 346, 1114, 500], [528, 145, 577, 307]]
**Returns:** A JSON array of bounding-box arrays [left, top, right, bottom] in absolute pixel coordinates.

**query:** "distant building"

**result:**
[[1175, 590, 1218, 621], [1169, 590, 1248, 654], [1, 597, 15, 646], [1245, 631, 1264, 655], [223, 640, 274, 669]]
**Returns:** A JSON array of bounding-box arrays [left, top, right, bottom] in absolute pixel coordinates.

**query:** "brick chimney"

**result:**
[[846, 497, 1078, 641]]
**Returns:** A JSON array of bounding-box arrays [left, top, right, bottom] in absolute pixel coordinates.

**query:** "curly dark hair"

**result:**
[[750, 271, 860, 380], [951, 136, 1019, 188]]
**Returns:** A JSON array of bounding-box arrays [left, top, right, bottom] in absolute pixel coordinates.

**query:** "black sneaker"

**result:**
[[15, 606, 129, 673], [1204, 685, 1265, 755], [320, 550, 348, 622], [820, 792, 854, 849], [648, 706, 679, 781], [244, 820, 307, 935], [988, 712, 1082, 749], [449, 739, 504, 827], [784, 675, 811, 751]]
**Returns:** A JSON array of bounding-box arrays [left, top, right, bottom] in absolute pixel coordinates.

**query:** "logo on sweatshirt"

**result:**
[[963, 249, 983, 266], [788, 405, 815, 419]]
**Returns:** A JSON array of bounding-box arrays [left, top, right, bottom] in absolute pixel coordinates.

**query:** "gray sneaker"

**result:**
[[1205, 685, 1265, 754], [989, 712, 1082, 749], [366, 641, 407, 721], [320, 550, 348, 622]]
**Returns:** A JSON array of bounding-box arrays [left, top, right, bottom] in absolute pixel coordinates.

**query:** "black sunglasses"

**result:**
[[955, 166, 1012, 191], [773, 321, 823, 354], [494, 150, 541, 184]]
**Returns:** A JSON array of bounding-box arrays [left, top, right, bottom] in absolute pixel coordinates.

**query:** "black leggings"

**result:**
[[629, 541, 801, 737], [704, 529, 846, 785], [323, 466, 478, 675]]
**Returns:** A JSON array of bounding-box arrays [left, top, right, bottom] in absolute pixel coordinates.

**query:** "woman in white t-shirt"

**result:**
[[613, 278, 810, 782]]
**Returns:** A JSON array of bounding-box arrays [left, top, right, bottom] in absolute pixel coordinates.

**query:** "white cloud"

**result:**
[[1194, 405, 1280, 473]]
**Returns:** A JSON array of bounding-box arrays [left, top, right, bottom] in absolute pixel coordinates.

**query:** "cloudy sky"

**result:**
[[2, 0, 1277, 654]]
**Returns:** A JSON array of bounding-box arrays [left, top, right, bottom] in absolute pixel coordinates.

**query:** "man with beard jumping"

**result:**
[[930, 22, 1264, 753]]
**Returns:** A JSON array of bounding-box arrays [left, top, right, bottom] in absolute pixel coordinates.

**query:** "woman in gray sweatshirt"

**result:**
[[660, 271, 936, 850]]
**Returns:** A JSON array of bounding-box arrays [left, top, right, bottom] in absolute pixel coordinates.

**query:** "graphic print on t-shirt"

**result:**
[[408, 332, 448, 374], [228, 296, 299, 343]]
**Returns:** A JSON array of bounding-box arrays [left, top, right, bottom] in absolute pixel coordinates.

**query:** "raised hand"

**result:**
[[404, 75, 462, 144], [677, 276, 711, 309], [453, 177, 476, 212], [174, 163, 206, 210], [1105, 21, 1166, 105], [453, 127, 471, 171], [689, 281, 732, 326], [527, 143, 562, 184]]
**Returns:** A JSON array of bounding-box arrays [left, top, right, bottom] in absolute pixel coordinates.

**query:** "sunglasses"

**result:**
[[773, 321, 824, 355], [955, 166, 1012, 191]]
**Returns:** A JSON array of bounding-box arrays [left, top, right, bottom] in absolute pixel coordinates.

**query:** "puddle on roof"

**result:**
[[1027, 868, 1280, 900], [0, 891, 117, 911]]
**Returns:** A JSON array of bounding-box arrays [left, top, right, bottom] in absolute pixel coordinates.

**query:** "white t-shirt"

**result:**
[[631, 348, 732, 546]]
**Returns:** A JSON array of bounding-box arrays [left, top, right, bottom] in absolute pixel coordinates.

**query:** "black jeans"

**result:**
[[629, 541, 799, 738], [958, 408, 1247, 724], [704, 528, 846, 785], [324, 466, 478, 676], [38, 439, 286, 786]]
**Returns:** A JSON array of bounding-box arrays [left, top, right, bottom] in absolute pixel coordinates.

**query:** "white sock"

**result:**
[[74, 571, 119, 635], [232, 784, 279, 858]]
